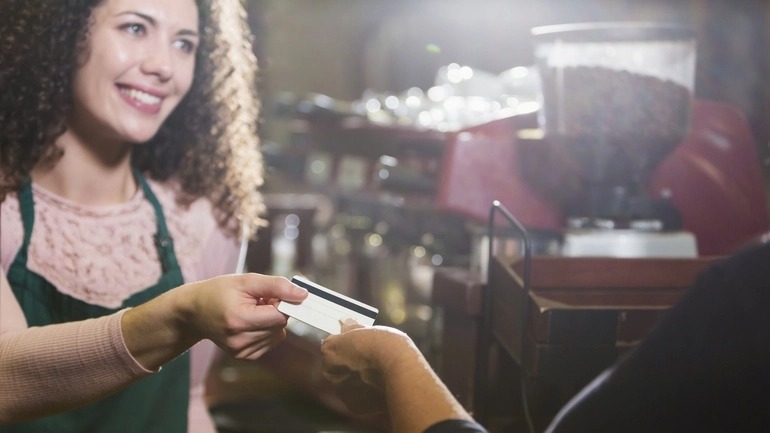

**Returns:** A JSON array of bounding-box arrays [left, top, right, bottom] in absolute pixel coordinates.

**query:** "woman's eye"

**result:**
[[121, 23, 146, 36], [174, 39, 197, 54]]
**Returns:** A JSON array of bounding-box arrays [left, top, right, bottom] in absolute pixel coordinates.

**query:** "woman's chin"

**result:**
[[122, 128, 163, 145]]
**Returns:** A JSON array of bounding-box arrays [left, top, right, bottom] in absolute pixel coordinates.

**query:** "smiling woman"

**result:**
[[69, 0, 199, 151], [0, 0, 265, 237], [0, 0, 291, 432]]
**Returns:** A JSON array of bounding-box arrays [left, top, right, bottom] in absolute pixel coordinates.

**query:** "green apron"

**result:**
[[4, 170, 189, 433]]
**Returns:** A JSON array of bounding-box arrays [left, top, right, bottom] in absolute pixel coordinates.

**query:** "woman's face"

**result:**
[[70, 0, 199, 145]]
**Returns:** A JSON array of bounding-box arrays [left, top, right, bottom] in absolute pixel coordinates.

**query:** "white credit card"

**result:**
[[277, 276, 379, 335]]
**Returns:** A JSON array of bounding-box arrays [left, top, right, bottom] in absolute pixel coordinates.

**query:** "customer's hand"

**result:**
[[322, 321, 474, 433], [320, 321, 419, 414]]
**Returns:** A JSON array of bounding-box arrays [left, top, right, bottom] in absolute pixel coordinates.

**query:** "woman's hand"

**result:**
[[122, 273, 307, 369], [183, 273, 308, 360]]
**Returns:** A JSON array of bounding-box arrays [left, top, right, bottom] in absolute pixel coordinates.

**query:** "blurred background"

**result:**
[[249, 0, 770, 161], [206, 1, 770, 432]]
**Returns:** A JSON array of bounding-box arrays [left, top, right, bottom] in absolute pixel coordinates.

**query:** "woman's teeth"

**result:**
[[122, 88, 161, 105]]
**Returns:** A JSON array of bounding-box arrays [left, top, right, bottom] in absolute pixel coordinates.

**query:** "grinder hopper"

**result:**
[[529, 22, 697, 231]]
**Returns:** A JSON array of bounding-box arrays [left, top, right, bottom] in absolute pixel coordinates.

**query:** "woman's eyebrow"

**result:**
[[116, 10, 156, 24], [178, 28, 199, 38]]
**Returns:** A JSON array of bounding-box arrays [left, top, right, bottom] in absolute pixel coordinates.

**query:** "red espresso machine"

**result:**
[[436, 22, 768, 257]]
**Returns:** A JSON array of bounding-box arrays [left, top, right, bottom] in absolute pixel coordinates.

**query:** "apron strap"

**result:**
[[133, 167, 180, 274], [18, 180, 35, 243], [13, 180, 35, 267]]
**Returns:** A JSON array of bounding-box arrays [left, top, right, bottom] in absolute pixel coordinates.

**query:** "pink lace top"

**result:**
[[0, 179, 243, 432]]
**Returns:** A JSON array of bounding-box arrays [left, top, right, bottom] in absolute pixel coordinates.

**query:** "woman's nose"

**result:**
[[140, 47, 174, 81]]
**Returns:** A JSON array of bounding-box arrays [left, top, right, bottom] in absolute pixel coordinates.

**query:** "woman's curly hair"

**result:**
[[0, 0, 266, 239]]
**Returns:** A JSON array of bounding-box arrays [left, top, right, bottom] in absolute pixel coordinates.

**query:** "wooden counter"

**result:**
[[432, 255, 718, 422], [488, 256, 717, 379]]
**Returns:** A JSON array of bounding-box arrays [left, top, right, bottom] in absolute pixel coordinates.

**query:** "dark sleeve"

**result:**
[[545, 242, 770, 433], [423, 419, 489, 433]]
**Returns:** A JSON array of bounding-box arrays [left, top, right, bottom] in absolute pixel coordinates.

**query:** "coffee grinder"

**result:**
[[523, 22, 699, 257]]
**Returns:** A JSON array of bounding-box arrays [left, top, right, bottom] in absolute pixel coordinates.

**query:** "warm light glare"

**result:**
[[366, 233, 383, 247]]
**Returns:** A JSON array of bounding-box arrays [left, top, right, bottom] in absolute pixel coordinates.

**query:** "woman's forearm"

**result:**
[[0, 273, 306, 424], [121, 283, 201, 371], [0, 311, 151, 424]]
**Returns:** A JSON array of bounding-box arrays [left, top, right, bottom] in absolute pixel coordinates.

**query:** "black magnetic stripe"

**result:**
[[292, 278, 378, 319]]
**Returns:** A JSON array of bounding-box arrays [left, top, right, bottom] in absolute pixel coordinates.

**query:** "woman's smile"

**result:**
[[117, 84, 166, 114]]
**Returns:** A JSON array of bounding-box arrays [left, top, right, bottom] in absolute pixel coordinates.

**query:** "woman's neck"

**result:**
[[31, 130, 138, 206]]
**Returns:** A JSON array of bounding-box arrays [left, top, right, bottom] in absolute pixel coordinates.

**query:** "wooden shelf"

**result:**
[[431, 255, 720, 412], [488, 255, 718, 380]]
